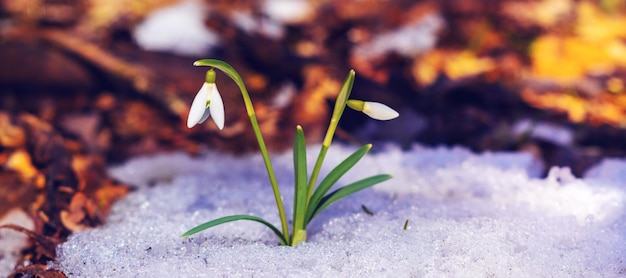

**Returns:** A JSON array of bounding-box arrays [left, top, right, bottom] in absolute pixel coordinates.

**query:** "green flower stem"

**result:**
[[306, 70, 355, 204], [194, 59, 290, 244]]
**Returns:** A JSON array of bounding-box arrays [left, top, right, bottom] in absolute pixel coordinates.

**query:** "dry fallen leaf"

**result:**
[[530, 34, 626, 81], [576, 1, 626, 42], [5, 150, 42, 185], [529, 1, 626, 82], [413, 50, 495, 85], [521, 88, 626, 127], [8, 263, 67, 278], [60, 193, 99, 232], [0, 224, 62, 260]]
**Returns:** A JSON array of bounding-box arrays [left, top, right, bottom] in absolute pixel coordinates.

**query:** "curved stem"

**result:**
[[194, 59, 290, 244]]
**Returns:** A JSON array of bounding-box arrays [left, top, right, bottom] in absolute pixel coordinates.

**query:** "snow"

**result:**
[[262, 0, 313, 24], [352, 14, 444, 59], [45, 144, 625, 277], [133, 0, 221, 56], [228, 11, 285, 39], [131, 0, 442, 57], [132, 0, 307, 54], [513, 119, 574, 146], [0, 209, 34, 275]]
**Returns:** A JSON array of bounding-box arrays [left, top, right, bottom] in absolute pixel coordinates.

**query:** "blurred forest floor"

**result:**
[[2, 0, 626, 276]]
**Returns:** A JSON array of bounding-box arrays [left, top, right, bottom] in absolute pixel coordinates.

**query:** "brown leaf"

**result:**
[[60, 193, 96, 232], [0, 112, 26, 148], [5, 149, 41, 184], [9, 264, 66, 278], [0, 224, 61, 260], [93, 181, 130, 217]]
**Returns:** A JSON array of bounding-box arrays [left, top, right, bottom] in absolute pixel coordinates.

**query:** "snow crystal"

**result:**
[[48, 144, 626, 277]]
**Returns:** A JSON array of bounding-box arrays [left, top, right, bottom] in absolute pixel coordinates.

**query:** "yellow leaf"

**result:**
[[413, 50, 495, 85]]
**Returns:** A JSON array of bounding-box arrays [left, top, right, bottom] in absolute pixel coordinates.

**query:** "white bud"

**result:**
[[362, 102, 399, 120]]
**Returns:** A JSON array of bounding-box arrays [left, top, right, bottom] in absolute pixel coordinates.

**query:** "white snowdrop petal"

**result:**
[[363, 102, 399, 120], [209, 84, 225, 130], [197, 109, 211, 125], [187, 83, 211, 128]]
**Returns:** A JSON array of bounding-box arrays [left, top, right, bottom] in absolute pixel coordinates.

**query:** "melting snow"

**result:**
[[41, 144, 626, 277]]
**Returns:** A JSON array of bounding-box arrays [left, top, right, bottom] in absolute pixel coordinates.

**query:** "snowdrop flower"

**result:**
[[347, 99, 399, 120], [187, 69, 225, 129]]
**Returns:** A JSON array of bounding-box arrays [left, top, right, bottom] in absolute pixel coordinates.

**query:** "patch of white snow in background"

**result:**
[[0, 209, 34, 275], [513, 119, 574, 146], [262, 0, 313, 24], [133, 0, 220, 56], [229, 11, 285, 39], [269, 82, 297, 108], [353, 14, 444, 59], [42, 145, 626, 276]]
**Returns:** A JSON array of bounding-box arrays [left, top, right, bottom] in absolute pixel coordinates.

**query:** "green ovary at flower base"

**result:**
[[181, 59, 398, 246]]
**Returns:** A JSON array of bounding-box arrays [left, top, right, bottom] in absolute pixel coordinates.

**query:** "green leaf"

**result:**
[[308, 70, 357, 206], [291, 229, 307, 246], [304, 144, 371, 225], [309, 174, 392, 222], [181, 214, 288, 246], [322, 70, 355, 147], [333, 70, 356, 122], [292, 126, 308, 237]]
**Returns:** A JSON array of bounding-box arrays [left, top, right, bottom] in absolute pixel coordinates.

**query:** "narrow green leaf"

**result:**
[[291, 229, 307, 246], [306, 145, 328, 202], [304, 144, 371, 225], [292, 126, 308, 237], [307, 70, 356, 202], [181, 214, 288, 246], [321, 70, 355, 147], [332, 70, 356, 125], [309, 174, 392, 221]]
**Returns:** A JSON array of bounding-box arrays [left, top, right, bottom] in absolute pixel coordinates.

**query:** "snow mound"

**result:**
[[52, 144, 626, 277]]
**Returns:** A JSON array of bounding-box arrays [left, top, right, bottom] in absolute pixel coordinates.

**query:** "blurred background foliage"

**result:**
[[2, 0, 626, 172]]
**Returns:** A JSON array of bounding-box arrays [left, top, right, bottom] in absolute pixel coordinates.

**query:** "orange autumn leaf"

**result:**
[[413, 50, 495, 85], [576, 1, 626, 42], [530, 1, 626, 82], [60, 193, 95, 232], [94, 182, 129, 216], [5, 150, 44, 187], [530, 35, 626, 81], [521, 88, 626, 127]]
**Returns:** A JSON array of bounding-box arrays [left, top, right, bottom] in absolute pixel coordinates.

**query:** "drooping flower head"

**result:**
[[347, 99, 399, 120], [187, 69, 225, 129]]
